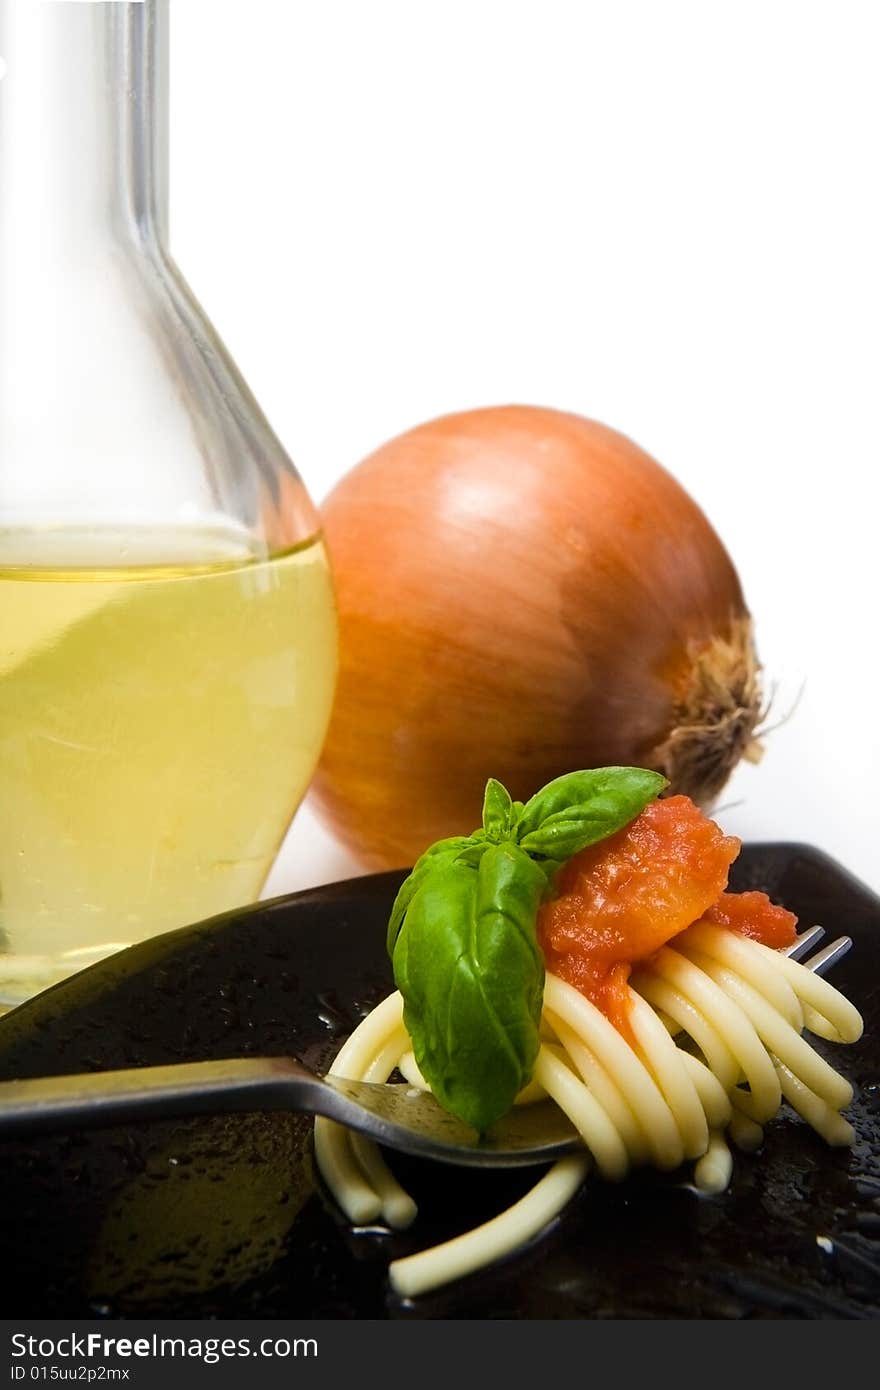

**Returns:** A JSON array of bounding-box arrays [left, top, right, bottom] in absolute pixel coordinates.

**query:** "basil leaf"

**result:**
[[482, 778, 516, 842], [516, 767, 666, 857], [452, 838, 490, 869], [517, 803, 636, 859], [386, 835, 476, 956], [386, 765, 666, 1132], [392, 842, 546, 1133]]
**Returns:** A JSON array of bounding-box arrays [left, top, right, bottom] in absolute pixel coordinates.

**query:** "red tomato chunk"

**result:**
[[538, 796, 759, 1041]]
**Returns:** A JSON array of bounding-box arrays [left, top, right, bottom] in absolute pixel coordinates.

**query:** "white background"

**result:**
[[169, 0, 879, 896]]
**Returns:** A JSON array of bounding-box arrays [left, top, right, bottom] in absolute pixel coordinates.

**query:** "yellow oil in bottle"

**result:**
[[0, 527, 338, 1005]]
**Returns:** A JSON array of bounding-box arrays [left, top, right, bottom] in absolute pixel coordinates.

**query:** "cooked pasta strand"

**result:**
[[315, 993, 407, 1225], [551, 1017, 650, 1163], [627, 990, 709, 1159], [727, 1108, 764, 1152], [682, 949, 853, 1110], [331, 991, 405, 1071], [651, 948, 782, 1119], [388, 1156, 590, 1299], [349, 1028, 418, 1228], [397, 1050, 427, 1089], [776, 1060, 856, 1147], [631, 970, 739, 1090], [544, 976, 683, 1169], [679, 924, 805, 1032], [533, 1046, 628, 1180], [729, 1086, 764, 1125], [693, 1131, 733, 1194], [313, 1123, 382, 1225], [751, 941, 863, 1044], [513, 1075, 551, 1106], [800, 1005, 842, 1042], [677, 1051, 732, 1129], [350, 1133, 418, 1230]]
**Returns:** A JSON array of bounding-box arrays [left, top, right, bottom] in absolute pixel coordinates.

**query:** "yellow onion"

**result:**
[[312, 405, 762, 869]]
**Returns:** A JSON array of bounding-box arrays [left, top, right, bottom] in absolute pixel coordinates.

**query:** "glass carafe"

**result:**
[[0, 0, 338, 1006]]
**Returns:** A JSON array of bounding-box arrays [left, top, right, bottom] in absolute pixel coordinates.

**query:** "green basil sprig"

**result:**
[[387, 766, 666, 1133], [392, 842, 546, 1133], [516, 767, 670, 862]]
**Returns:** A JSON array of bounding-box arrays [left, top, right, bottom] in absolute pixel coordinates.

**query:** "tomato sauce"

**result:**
[[537, 795, 797, 1041], [704, 891, 797, 948]]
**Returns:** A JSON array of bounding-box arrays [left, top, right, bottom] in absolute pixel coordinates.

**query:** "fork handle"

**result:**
[[0, 1056, 325, 1136]]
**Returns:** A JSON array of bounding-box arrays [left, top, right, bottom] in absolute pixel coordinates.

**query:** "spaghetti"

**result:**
[[314, 926, 862, 1298]]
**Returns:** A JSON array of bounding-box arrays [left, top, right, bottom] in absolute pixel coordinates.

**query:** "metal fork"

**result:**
[[0, 929, 852, 1168], [784, 924, 851, 974]]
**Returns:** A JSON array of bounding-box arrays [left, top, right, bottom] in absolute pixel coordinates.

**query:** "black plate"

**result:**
[[0, 844, 878, 1319]]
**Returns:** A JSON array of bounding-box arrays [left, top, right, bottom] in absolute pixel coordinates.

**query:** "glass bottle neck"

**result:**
[[0, 0, 168, 265]]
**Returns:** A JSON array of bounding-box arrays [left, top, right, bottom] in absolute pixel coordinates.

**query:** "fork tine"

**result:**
[[803, 936, 853, 977], [785, 925, 825, 960]]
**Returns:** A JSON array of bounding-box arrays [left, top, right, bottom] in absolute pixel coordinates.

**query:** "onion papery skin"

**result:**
[[312, 405, 761, 870]]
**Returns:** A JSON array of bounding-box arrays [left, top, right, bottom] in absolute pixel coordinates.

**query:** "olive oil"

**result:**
[[0, 528, 337, 1004]]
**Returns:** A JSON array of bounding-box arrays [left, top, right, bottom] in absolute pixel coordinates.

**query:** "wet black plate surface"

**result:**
[[0, 843, 878, 1319]]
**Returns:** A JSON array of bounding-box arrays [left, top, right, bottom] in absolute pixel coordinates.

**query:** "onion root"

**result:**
[[648, 617, 763, 805]]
